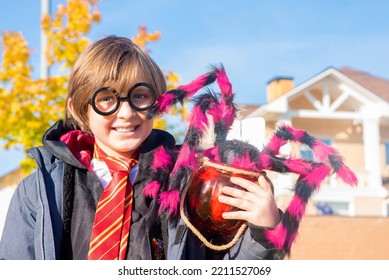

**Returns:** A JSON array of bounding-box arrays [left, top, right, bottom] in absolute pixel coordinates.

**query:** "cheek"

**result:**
[[88, 111, 111, 134], [144, 117, 155, 131]]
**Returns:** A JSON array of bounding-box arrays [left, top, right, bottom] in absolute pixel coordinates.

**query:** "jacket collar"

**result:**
[[37, 120, 176, 169]]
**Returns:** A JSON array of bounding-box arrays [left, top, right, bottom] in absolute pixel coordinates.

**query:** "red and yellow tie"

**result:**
[[88, 145, 138, 260]]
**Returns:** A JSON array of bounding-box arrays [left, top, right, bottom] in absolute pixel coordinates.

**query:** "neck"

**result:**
[[93, 144, 140, 161]]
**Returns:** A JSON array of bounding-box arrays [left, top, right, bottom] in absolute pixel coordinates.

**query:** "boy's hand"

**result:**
[[218, 174, 280, 228]]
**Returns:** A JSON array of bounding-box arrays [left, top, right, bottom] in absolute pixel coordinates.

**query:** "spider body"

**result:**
[[143, 65, 357, 257]]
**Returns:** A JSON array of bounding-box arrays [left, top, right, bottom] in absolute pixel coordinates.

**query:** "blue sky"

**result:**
[[1, 0, 389, 176]]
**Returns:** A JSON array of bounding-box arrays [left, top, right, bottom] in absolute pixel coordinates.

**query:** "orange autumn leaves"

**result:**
[[132, 25, 161, 50], [0, 0, 183, 171], [41, 0, 101, 68]]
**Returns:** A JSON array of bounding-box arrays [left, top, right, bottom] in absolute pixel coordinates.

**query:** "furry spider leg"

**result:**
[[145, 65, 236, 216], [250, 124, 357, 257], [263, 162, 332, 259], [207, 122, 358, 258], [142, 65, 358, 258], [147, 65, 220, 118], [162, 66, 237, 216], [266, 123, 358, 186]]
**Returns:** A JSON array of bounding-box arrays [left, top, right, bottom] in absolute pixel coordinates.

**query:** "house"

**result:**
[[0, 167, 25, 238], [228, 66, 389, 218]]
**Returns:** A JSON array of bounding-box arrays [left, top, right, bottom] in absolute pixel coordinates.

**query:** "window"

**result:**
[[384, 199, 389, 217], [385, 142, 389, 165], [385, 200, 389, 217], [300, 138, 332, 161], [300, 144, 313, 161], [320, 138, 332, 146], [315, 201, 350, 216]]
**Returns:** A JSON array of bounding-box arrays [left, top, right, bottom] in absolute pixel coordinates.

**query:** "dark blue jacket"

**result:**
[[0, 121, 278, 259]]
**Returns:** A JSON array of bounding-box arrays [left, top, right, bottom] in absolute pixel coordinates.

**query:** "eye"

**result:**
[[92, 88, 119, 114], [96, 90, 117, 103], [131, 88, 152, 100], [99, 95, 115, 102], [122, 82, 156, 111], [133, 92, 150, 100]]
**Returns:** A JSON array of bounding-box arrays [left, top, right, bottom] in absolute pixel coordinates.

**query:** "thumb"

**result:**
[[258, 172, 274, 195]]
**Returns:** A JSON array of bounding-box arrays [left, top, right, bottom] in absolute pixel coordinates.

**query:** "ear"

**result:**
[[67, 98, 86, 130], [67, 98, 75, 117]]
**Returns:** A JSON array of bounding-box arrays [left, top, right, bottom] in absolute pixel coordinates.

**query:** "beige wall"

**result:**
[[267, 118, 389, 185], [354, 197, 385, 216], [290, 216, 389, 260], [0, 168, 24, 189], [291, 118, 389, 182], [0, 187, 14, 239], [265, 118, 365, 172]]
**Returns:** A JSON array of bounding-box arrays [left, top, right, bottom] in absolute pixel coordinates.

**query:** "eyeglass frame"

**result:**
[[88, 82, 157, 116]]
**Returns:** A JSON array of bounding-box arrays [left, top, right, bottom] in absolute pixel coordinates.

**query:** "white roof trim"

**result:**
[[248, 67, 389, 119]]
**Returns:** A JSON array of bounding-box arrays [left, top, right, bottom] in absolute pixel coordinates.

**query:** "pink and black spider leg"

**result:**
[[153, 66, 238, 216], [264, 163, 332, 258], [268, 123, 358, 186], [158, 143, 199, 216], [212, 126, 357, 257], [185, 93, 236, 150], [144, 67, 219, 215], [254, 125, 358, 257], [143, 65, 358, 258], [142, 146, 176, 198], [147, 65, 236, 151], [146, 66, 220, 119]]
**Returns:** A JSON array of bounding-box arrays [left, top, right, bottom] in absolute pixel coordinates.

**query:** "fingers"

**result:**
[[229, 176, 260, 194], [219, 174, 276, 224], [218, 189, 254, 211], [220, 184, 257, 201], [258, 174, 274, 195], [230, 173, 272, 195], [221, 210, 246, 220], [218, 174, 271, 211]]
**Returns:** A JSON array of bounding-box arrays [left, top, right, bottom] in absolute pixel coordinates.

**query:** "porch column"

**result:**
[[241, 117, 265, 149], [276, 115, 292, 155], [363, 117, 382, 189], [275, 115, 294, 194], [227, 117, 265, 149]]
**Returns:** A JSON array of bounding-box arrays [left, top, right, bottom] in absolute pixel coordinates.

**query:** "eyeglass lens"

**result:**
[[91, 83, 156, 115]]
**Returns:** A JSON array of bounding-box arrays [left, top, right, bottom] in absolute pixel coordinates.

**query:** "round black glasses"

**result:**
[[89, 82, 157, 116]]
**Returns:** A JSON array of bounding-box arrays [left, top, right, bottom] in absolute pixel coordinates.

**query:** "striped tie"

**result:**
[[88, 145, 138, 260]]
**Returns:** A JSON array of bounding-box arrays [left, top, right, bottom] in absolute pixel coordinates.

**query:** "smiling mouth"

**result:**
[[114, 126, 137, 133]]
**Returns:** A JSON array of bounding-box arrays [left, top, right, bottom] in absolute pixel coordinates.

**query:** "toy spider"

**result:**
[[142, 65, 358, 258]]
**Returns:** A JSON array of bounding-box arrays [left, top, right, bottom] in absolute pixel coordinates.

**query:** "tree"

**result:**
[[131, 25, 187, 133], [0, 0, 183, 172]]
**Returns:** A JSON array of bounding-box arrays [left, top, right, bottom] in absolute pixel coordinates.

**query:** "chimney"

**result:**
[[266, 76, 294, 102]]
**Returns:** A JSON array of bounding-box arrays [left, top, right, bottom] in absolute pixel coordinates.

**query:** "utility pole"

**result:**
[[40, 0, 50, 79]]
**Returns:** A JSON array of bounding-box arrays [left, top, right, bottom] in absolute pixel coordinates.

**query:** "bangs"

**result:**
[[97, 53, 163, 95], [113, 57, 151, 93]]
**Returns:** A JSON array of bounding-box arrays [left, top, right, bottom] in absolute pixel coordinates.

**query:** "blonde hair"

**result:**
[[64, 35, 166, 131]]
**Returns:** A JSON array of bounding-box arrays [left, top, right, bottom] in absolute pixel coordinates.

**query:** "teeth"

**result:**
[[115, 127, 135, 132]]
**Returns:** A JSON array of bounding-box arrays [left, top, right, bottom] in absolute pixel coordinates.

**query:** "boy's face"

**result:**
[[88, 72, 154, 159]]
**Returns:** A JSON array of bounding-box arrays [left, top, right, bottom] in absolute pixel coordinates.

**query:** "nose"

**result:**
[[116, 100, 137, 118]]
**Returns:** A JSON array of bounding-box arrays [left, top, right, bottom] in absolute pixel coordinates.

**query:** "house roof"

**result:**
[[235, 104, 261, 119], [0, 167, 25, 189], [240, 66, 389, 120], [339, 67, 389, 103]]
